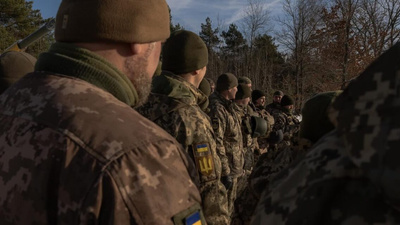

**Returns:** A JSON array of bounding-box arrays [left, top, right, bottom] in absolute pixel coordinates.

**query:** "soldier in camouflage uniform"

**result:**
[[238, 76, 256, 115], [231, 84, 268, 225], [265, 90, 283, 115], [252, 43, 400, 225], [0, 1, 205, 225], [233, 84, 257, 192], [137, 30, 229, 225], [208, 72, 243, 218], [270, 95, 300, 153], [232, 91, 341, 225], [251, 90, 276, 159]]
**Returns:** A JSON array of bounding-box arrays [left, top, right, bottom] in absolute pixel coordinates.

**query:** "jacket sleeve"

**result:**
[[106, 139, 203, 225], [210, 107, 231, 176]]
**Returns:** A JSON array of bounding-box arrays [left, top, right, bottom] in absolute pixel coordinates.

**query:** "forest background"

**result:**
[[1, 0, 400, 109]]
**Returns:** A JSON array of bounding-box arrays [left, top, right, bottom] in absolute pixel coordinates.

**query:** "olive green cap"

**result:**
[[300, 91, 342, 143], [162, 30, 208, 74], [55, 0, 170, 43], [0, 51, 36, 94], [238, 76, 252, 85], [273, 90, 283, 96], [216, 73, 238, 92], [199, 78, 211, 96], [281, 95, 294, 106], [236, 83, 252, 100], [251, 90, 265, 103]]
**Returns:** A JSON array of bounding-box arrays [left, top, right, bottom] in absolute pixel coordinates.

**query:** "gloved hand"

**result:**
[[221, 176, 233, 190], [268, 129, 284, 144]]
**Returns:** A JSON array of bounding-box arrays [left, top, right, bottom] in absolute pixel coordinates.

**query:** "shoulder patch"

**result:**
[[172, 203, 206, 225], [192, 143, 217, 182], [211, 117, 219, 131]]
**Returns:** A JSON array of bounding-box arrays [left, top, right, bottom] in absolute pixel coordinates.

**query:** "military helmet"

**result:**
[[0, 51, 36, 94], [251, 116, 268, 138]]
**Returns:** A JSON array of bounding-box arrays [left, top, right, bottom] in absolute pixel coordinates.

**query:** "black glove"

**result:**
[[221, 176, 233, 190], [268, 129, 284, 144]]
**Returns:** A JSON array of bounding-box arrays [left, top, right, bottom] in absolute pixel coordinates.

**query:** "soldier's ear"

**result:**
[[129, 42, 155, 55], [191, 66, 206, 76], [190, 70, 200, 76]]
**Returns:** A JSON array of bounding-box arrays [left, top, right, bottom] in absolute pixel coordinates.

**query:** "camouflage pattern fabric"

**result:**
[[137, 72, 229, 225], [253, 106, 275, 160], [233, 137, 311, 225], [270, 108, 300, 153], [265, 102, 281, 115], [208, 91, 244, 216], [232, 103, 257, 212], [234, 103, 257, 173], [0, 45, 203, 225], [251, 43, 400, 224], [0, 73, 202, 225]]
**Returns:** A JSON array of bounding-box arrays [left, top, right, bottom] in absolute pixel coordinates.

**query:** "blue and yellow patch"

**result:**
[[192, 143, 216, 181], [172, 203, 205, 225], [196, 144, 208, 153], [185, 211, 202, 225]]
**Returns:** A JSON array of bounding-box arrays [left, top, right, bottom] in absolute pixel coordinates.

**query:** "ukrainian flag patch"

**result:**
[[172, 203, 205, 225], [185, 211, 202, 225], [192, 142, 216, 182], [196, 144, 208, 153]]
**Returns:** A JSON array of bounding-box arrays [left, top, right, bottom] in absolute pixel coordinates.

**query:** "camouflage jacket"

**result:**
[[208, 92, 243, 178], [253, 106, 275, 138], [233, 103, 257, 171], [0, 43, 203, 225], [252, 43, 400, 225], [232, 136, 311, 225], [265, 102, 281, 115], [253, 106, 275, 155], [271, 108, 300, 151], [137, 72, 229, 225]]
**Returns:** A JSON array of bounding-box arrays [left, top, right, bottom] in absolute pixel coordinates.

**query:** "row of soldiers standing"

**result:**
[[136, 30, 301, 224], [2, 0, 399, 224]]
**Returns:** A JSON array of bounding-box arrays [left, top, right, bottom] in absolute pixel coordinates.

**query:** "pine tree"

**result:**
[[199, 17, 220, 51], [0, 0, 54, 56]]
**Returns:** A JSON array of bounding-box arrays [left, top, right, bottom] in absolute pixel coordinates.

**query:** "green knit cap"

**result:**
[[216, 73, 238, 92], [55, 0, 170, 43], [238, 76, 252, 85], [299, 91, 342, 143], [273, 90, 283, 96], [251, 90, 265, 103], [162, 30, 208, 74], [199, 78, 211, 96], [236, 83, 252, 100], [281, 95, 294, 106], [0, 51, 36, 94]]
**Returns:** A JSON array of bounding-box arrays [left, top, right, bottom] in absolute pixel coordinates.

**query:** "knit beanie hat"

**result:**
[[238, 76, 252, 85], [0, 51, 36, 94], [216, 73, 238, 92], [251, 90, 265, 103], [300, 91, 342, 143], [199, 78, 211, 96], [273, 90, 283, 96], [55, 0, 170, 43], [236, 83, 252, 100], [162, 30, 208, 74], [281, 95, 294, 106]]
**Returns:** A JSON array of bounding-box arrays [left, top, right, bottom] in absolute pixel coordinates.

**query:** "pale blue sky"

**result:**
[[32, 0, 283, 33]]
